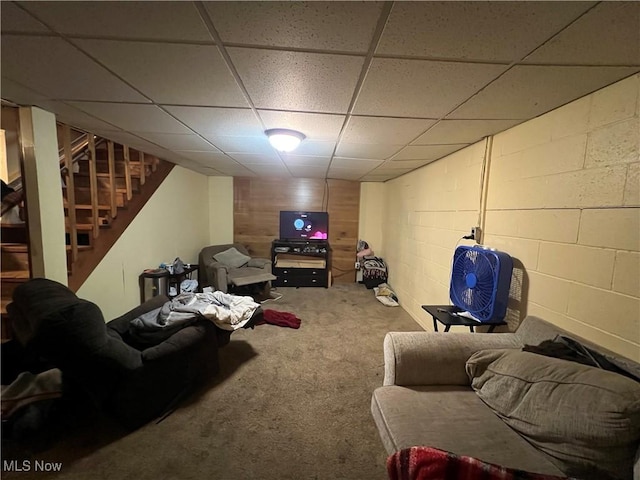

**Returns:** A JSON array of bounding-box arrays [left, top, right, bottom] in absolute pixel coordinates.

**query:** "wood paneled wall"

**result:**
[[233, 177, 360, 284]]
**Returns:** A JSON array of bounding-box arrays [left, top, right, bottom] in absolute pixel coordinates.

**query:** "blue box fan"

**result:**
[[449, 245, 513, 323]]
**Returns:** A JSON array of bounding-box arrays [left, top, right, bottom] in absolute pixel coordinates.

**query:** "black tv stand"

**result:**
[[271, 239, 331, 287]]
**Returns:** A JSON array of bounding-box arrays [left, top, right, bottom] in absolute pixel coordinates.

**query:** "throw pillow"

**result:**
[[466, 349, 640, 480], [387, 446, 570, 480], [213, 247, 251, 268]]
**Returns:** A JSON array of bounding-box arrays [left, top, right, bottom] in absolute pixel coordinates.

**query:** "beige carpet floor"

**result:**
[[2, 283, 424, 480]]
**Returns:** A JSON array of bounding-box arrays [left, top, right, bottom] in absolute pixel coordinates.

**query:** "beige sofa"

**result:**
[[371, 316, 640, 480]]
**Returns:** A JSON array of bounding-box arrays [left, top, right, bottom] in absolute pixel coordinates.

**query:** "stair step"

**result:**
[[71, 174, 141, 191], [0, 224, 28, 243], [64, 187, 127, 208], [66, 216, 111, 227], [1, 270, 30, 280], [1, 243, 29, 271]]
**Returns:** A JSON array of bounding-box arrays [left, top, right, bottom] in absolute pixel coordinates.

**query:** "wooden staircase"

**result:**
[[1, 123, 175, 339]]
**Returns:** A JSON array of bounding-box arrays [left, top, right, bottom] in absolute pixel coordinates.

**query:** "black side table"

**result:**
[[421, 305, 506, 333], [139, 265, 199, 303]]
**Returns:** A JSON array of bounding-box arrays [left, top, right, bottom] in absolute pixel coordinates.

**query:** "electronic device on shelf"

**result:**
[[279, 211, 329, 241]]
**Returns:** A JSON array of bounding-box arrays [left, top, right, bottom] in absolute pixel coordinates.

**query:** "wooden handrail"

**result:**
[[87, 134, 99, 238], [107, 140, 117, 219], [139, 151, 146, 186], [123, 145, 132, 201], [62, 125, 78, 264]]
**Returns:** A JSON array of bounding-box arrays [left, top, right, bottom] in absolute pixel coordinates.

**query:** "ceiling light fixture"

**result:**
[[265, 128, 306, 153]]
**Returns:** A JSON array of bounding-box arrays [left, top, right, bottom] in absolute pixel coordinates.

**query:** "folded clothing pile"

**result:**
[[374, 283, 399, 307]]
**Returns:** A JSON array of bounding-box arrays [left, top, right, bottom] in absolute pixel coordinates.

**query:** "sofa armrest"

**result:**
[[108, 295, 169, 336], [200, 260, 229, 292], [383, 332, 522, 386], [141, 322, 214, 362]]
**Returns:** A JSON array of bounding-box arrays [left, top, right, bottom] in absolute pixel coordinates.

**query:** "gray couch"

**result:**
[[371, 315, 640, 480]]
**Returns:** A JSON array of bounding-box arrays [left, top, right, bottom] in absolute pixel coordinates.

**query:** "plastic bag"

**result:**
[[172, 257, 185, 275]]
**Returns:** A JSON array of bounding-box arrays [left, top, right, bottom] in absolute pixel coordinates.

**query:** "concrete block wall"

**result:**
[[381, 74, 639, 361]]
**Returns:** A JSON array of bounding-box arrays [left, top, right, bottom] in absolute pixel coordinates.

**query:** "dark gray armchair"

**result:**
[[198, 243, 272, 293]]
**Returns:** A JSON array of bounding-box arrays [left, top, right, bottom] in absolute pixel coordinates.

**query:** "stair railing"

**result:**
[[62, 125, 78, 265]]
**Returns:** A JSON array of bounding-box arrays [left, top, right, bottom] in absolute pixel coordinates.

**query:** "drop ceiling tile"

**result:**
[[524, 2, 640, 66], [92, 131, 164, 155], [392, 144, 468, 161], [228, 47, 364, 113], [326, 169, 367, 180], [243, 164, 291, 177], [37, 100, 121, 133], [342, 116, 436, 144], [1, 77, 48, 105], [175, 151, 240, 168], [287, 140, 336, 157], [204, 1, 383, 53], [69, 103, 191, 134], [413, 119, 522, 145], [334, 143, 402, 159], [202, 135, 273, 154], [228, 152, 283, 165], [354, 58, 507, 118], [19, 1, 212, 42], [193, 166, 226, 176], [281, 155, 331, 168], [384, 159, 433, 169], [214, 165, 258, 177], [365, 165, 414, 175], [164, 106, 262, 136], [258, 110, 345, 141], [1, 36, 147, 102], [1, 3, 50, 33], [76, 40, 247, 107], [450, 65, 640, 120], [134, 133, 220, 152], [287, 166, 328, 178], [330, 157, 384, 169], [360, 174, 395, 182], [378, 2, 593, 62]]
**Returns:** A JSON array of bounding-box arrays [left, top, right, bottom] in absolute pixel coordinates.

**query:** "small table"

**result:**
[[139, 264, 199, 302], [421, 305, 506, 333]]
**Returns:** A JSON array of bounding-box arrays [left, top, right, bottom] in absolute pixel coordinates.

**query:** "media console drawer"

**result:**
[[274, 273, 328, 287]]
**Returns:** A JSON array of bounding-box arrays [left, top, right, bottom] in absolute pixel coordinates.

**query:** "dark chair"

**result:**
[[6, 278, 232, 429]]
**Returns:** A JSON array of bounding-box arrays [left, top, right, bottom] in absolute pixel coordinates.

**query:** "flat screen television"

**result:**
[[279, 211, 329, 241]]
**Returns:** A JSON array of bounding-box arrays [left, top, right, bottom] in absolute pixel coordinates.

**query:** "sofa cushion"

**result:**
[[213, 247, 251, 268], [466, 349, 640, 480], [370, 385, 565, 476]]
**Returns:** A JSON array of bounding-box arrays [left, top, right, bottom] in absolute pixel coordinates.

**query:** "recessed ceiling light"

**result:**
[[265, 128, 306, 153]]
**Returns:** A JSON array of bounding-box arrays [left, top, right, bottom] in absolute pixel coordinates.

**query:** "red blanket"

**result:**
[[260, 309, 301, 329], [387, 447, 571, 480]]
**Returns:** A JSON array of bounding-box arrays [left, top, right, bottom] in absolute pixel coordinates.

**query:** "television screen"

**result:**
[[279, 211, 329, 241]]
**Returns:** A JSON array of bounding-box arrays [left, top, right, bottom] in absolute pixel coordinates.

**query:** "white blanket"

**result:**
[[132, 292, 260, 333]]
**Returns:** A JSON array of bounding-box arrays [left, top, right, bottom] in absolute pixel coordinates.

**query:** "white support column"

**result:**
[[19, 106, 68, 285]]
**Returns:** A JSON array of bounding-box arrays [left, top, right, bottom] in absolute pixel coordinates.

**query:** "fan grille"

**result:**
[[449, 246, 512, 322]]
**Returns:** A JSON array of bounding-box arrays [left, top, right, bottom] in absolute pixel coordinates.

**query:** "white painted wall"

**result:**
[[78, 166, 210, 320], [381, 74, 640, 361]]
